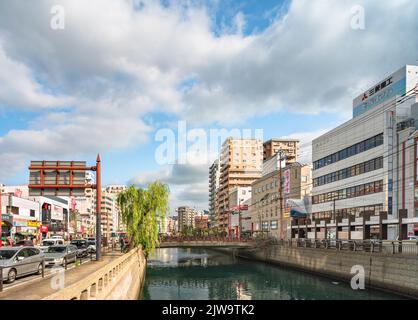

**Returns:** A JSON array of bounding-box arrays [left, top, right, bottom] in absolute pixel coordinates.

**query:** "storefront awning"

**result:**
[[290, 209, 308, 218]]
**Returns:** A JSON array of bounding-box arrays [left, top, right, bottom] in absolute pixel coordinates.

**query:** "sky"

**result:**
[[0, 0, 418, 214]]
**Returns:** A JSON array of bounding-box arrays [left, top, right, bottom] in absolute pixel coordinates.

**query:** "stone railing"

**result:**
[[43, 247, 146, 300]]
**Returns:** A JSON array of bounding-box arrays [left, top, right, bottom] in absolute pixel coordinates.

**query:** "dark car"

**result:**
[[14, 240, 34, 247], [70, 240, 89, 258]]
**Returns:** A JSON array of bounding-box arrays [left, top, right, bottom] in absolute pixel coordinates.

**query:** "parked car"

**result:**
[[86, 240, 96, 254], [0, 247, 44, 283], [44, 245, 78, 267], [14, 240, 34, 247], [38, 238, 65, 252], [86, 237, 96, 242], [70, 240, 89, 258], [51, 235, 64, 240], [408, 236, 418, 241]]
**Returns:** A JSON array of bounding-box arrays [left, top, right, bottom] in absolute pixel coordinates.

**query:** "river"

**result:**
[[141, 248, 405, 300]]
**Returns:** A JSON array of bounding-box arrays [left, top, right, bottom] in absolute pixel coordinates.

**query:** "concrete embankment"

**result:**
[[219, 245, 418, 299], [0, 248, 146, 300], [44, 247, 146, 300]]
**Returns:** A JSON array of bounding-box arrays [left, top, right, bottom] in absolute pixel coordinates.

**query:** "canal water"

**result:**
[[141, 248, 405, 300]]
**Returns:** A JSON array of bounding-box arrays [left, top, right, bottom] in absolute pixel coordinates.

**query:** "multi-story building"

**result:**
[[74, 196, 95, 237], [195, 213, 210, 230], [311, 65, 418, 239], [0, 190, 41, 242], [104, 185, 126, 233], [209, 159, 220, 227], [228, 186, 252, 237], [251, 151, 312, 239], [216, 138, 263, 230], [166, 216, 178, 235], [99, 191, 118, 241], [177, 206, 197, 232], [263, 139, 299, 162]]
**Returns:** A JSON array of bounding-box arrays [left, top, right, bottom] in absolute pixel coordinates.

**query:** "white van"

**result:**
[[38, 238, 65, 252]]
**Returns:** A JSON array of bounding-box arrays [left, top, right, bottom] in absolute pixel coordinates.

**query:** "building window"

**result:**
[[271, 221, 278, 230], [30, 209, 35, 217], [262, 221, 269, 231], [313, 134, 383, 170], [313, 157, 383, 187], [312, 180, 383, 205]]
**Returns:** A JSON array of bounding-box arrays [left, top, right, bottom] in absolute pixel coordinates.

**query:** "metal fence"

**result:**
[[0, 247, 120, 293], [276, 239, 418, 256], [160, 236, 254, 243]]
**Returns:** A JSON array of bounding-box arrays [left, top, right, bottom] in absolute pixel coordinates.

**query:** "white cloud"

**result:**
[[0, 43, 72, 109], [130, 163, 209, 212], [0, 0, 417, 184], [282, 128, 332, 165]]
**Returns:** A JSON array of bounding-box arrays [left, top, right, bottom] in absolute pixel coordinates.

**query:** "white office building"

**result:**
[[312, 65, 418, 239]]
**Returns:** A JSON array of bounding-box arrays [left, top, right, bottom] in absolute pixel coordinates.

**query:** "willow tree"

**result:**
[[117, 181, 169, 257]]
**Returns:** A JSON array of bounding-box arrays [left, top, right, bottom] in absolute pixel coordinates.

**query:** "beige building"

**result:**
[[177, 206, 197, 232], [263, 139, 299, 163], [104, 185, 126, 233], [251, 159, 312, 239], [100, 192, 116, 240], [216, 138, 263, 230]]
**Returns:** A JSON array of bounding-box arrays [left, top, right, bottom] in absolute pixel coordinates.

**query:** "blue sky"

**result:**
[[0, 0, 417, 211]]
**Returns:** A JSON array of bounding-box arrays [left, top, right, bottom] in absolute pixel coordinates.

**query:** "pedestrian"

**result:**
[[120, 237, 124, 253]]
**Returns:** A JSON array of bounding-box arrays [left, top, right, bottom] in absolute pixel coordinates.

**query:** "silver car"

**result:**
[[0, 247, 45, 283], [44, 245, 78, 267]]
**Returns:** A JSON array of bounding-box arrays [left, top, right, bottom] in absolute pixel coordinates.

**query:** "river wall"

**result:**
[[44, 248, 146, 300], [219, 245, 418, 299]]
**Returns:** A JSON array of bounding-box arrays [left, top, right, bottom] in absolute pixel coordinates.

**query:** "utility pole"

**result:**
[[278, 150, 286, 240], [0, 190, 2, 247], [95, 154, 102, 260], [238, 198, 242, 240]]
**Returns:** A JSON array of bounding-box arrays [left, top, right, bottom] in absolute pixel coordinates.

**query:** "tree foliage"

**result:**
[[117, 181, 169, 257]]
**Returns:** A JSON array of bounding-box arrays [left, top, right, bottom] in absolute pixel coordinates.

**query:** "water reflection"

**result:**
[[142, 248, 404, 300]]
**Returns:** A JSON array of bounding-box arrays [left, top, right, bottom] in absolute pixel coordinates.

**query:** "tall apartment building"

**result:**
[[216, 138, 263, 230], [209, 159, 220, 226], [311, 65, 418, 239], [263, 139, 299, 162], [251, 157, 312, 239], [177, 206, 197, 232]]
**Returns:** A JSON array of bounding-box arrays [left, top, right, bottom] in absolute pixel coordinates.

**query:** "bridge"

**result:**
[[158, 237, 255, 249]]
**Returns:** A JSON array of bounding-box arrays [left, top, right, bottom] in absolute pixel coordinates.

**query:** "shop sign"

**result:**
[[2, 214, 13, 223], [40, 225, 49, 233], [284, 169, 291, 194], [13, 221, 28, 227], [28, 220, 41, 228], [52, 205, 64, 221]]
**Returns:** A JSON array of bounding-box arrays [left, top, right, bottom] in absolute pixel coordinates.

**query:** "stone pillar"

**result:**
[[379, 211, 388, 240], [398, 209, 408, 240], [363, 211, 372, 240]]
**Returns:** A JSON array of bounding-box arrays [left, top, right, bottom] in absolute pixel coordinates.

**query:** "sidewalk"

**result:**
[[0, 252, 123, 300]]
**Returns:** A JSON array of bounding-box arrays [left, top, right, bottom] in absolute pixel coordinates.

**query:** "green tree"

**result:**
[[117, 181, 169, 257]]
